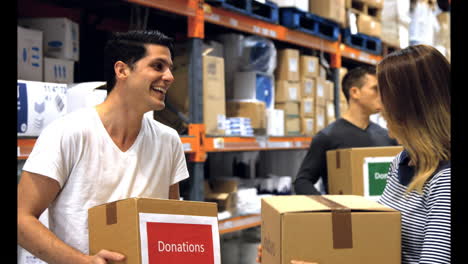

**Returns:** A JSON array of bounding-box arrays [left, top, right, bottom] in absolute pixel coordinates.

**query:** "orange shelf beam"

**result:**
[[18, 136, 199, 160], [204, 136, 311, 152], [340, 44, 383, 65], [124, 0, 196, 17], [219, 214, 261, 234]]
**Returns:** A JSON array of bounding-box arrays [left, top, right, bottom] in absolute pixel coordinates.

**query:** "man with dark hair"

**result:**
[[294, 65, 398, 195], [18, 30, 189, 263]]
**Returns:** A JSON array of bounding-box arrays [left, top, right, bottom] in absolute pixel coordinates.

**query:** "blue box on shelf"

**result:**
[[206, 0, 250, 16], [342, 28, 382, 55], [279, 7, 340, 42]]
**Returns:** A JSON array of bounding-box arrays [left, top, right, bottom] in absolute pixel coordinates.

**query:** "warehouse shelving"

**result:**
[[18, 0, 385, 234]]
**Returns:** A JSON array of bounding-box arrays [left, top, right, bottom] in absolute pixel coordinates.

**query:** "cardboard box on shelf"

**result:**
[[314, 104, 326, 133], [275, 102, 300, 117], [309, 0, 346, 26], [319, 65, 327, 79], [226, 100, 266, 129], [67, 82, 107, 113], [357, 13, 382, 38], [325, 100, 336, 125], [19, 17, 79, 61], [325, 80, 335, 101], [44, 57, 74, 83], [299, 55, 320, 78], [261, 195, 401, 264], [276, 49, 300, 81], [88, 198, 220, 264], [270, 0, 308, 12], [301, 117, 314, 136], [17, 80, 68, 137], [18, 26, 43, 82], [276, 80, 301, 102], [326, 146, 403, 200], [300, 98, 315, 118], [285, 117, 301, 135], [300, 78, 315, 98], [167, 55, 226, 135], [338, 67, 348, 102], [204, 179, 238, 214], [267, 108, 285, 136], [314, 77, 328, 102]]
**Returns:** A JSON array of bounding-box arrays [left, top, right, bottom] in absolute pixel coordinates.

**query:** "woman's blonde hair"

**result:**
[[377, 45, 450, 193]]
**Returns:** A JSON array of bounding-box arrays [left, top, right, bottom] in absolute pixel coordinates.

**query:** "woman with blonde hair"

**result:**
[[378, 44, 450, 263], [256, 44, 450, 264]]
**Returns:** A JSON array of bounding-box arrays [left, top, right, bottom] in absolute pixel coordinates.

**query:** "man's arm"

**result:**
[[18, 171, 125, 264], [293, 133, 329, 195]]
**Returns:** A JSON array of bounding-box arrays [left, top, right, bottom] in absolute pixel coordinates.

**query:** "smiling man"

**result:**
[[17, 30, 189, 264]]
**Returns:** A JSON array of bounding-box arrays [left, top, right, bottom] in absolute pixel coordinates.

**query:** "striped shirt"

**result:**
[[379, 150, 451, 264]]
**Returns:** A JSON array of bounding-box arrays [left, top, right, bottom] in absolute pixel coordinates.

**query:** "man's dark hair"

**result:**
[[342, 65, 376, 102], [103, 30, 174, 93]]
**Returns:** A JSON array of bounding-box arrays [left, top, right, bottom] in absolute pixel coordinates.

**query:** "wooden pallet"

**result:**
[[346, 0, 382, 20]]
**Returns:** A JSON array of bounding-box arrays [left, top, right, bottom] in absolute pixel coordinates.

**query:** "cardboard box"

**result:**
[[300, 78, 315, 98], [285, 117, 301, 135], [338, 67, 348, 102], [326, 146, 404, 200], [233, 71, 275, 109], [309, 0, 346, 26], [325, 80, 335, 101], [167, 55, 226, 135], [44, 57, 74, 83], [17, 80, 68, 136], [267, 109, 285, 136], [319, 65, 327, 79], [19, 17, 79, 61], [275, 80, 301, 102], [275, 102, 300, 117], [300, 55, 320, 78], [204, 179, 238, 214], [301, 117, 314, 136], [17, 26, 43, 81], [88, 198, 221, 264], [315, 77, 328, 102], [270, 0, 308, 12], [276, 49, 300, 81], [363, 0, 384, 9], [226, 100, 266, 129], [300, 98, 315, 118], [325, 100, 336, 125], [67, 82, 107, 113], [357, 13, 382, 38], [261, 195, 401, 264], [315, 105, 326, 133]]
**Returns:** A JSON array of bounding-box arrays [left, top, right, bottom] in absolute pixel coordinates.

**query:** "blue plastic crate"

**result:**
[[250, 0, 279, 24], [206, 0, 250, 16], [279, 8, 340, 42], [342, 29, 382, 55]]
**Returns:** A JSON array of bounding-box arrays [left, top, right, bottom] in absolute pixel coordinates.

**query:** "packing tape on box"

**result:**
[[307, 196, 353, 249], [106, 202, 118, 225]]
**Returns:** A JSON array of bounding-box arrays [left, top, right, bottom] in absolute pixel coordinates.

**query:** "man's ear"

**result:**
[[349, 86, 360, 100], [114, 61, 129, 80]]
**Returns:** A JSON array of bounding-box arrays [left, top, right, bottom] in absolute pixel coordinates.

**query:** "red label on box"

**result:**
[[146, 222, 214, 264]]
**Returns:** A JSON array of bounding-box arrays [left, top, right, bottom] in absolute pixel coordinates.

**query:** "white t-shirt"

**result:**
[[23, 107, 189, 254]]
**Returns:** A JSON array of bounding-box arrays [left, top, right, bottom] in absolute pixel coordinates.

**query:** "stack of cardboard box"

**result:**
[[346, 0, 384, 38], [274, 49, 301, 136], [381, 0, 410, 48], [338, 67, 349, 115], [18, 17, 79, 83]]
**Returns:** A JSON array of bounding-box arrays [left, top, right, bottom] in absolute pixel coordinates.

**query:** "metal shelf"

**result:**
[[219, 214, 261, 235], [340, 44, 383, 65], [125, 0, 196, 17], [204, 136, 311, 152]]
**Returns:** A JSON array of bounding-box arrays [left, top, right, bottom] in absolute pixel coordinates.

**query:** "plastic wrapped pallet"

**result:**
[[380, 0, 410, 48]]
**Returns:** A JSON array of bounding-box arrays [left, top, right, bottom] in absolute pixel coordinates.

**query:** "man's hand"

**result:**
[[256, 244, 317, 264], [88, 250, 125, 264]]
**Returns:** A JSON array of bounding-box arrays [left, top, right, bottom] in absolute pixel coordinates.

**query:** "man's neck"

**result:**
[[95, 92, 145, 151], [341, 104, 371, 130]]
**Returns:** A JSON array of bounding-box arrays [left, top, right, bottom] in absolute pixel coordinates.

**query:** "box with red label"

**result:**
[[261, 195, 401, 264], [88, 198, 220, 264]]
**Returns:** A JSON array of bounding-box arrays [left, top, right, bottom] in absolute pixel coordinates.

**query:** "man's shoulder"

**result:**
[[144, 115, 180, 139]]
